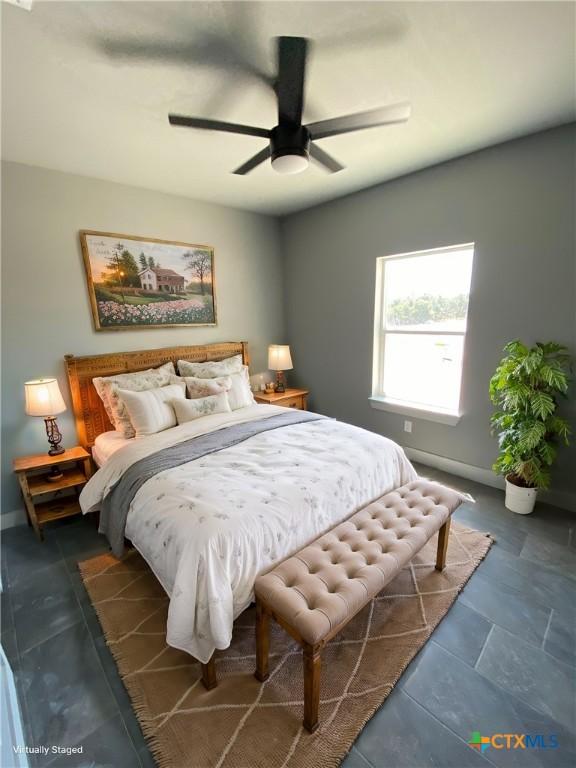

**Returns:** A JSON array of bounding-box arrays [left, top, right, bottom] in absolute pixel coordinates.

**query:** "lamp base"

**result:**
[[46, 465, 64, 482], [45, 416, 64, 457], [274, 371, 286, 393]]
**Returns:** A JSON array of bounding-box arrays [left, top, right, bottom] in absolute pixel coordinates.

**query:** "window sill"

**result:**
[[368, 396, 461, 426]]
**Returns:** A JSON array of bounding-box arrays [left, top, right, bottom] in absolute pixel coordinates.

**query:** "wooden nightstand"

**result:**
[[13, 447, 93, 541], [254, 388, 309, 410]]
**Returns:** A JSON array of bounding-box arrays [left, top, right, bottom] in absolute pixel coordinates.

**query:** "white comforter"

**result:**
[[81, 404, 417, 663]]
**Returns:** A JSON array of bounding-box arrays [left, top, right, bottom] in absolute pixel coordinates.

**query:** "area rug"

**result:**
[[80, 523, 491, 768]]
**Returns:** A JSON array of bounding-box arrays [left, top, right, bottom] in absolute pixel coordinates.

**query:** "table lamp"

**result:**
[[24, 378, 66, 462], [268, 345, 293, 393]]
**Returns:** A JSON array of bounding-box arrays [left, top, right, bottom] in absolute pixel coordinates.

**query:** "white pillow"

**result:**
[[177, 354, 242, 379], [226, 368, 256, 410], [93, 362, 176, 438], [183, 375, 232, 399], [117, 383, 185, 438], [171, 393, 231, 424]]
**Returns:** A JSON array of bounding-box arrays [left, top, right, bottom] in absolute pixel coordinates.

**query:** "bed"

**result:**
[[66, 342, 417, 665]]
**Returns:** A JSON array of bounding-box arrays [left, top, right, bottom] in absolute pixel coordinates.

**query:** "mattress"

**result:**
[[92, 430, 134, 467]]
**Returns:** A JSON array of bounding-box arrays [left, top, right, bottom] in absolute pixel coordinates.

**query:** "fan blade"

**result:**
[[102, 38, 274, 90], [307, 101, 411, 140], [309, 143, 344, 173], [276, 36, 308, 126], [233, 146, 271, 175], [223, 3, 274, 89], [169, 115, 270, 139]]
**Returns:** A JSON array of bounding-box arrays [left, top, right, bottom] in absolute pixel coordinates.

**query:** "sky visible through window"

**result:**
[[384, 249, 474, 301]]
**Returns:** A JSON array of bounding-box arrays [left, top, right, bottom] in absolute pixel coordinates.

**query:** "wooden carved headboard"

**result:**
[[65, 341, 249, 449]]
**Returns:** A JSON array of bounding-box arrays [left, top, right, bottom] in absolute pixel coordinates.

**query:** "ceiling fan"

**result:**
[[169, 36, 411, 176]]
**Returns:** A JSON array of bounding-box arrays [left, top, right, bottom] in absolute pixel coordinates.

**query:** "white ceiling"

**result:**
[[2, 1, 575, 216]]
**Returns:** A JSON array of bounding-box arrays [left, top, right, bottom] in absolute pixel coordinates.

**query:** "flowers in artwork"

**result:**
[[97, 299, 214, 327]]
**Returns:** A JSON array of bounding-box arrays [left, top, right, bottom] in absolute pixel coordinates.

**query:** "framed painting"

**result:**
[[79, 231, 216, 330]]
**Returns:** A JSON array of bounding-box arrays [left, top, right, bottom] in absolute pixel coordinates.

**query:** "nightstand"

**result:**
[[13, 447, 93, 541], [254, 388, 309, 410]]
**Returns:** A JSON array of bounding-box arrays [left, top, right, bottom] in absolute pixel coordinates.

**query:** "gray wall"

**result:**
[[1, 162, 284, 517], [282, 124, 576, 500]]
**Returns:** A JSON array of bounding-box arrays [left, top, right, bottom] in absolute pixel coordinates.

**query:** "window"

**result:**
[[371, 243, 474, 425]]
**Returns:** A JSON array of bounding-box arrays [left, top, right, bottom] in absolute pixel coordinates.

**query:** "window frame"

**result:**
[[370, 242, 474, 426]]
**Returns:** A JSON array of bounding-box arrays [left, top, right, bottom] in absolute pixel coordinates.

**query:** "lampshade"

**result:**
[[24, 378, 66, 417], [268, 345, 293, 371]]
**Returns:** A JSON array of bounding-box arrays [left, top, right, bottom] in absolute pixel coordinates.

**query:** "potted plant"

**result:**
[[490, 340, 572, 514]]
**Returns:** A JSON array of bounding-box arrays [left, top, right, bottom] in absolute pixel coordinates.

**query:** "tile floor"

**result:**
[[1, 463, 574, 768]]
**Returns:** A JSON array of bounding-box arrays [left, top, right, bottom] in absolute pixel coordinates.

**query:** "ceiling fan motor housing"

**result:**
[[167, 36, 410, 174], [270, 124, 311, 161]]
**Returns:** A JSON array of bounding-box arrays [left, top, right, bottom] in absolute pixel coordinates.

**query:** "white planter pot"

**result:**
[[505, 476, 538, 515]]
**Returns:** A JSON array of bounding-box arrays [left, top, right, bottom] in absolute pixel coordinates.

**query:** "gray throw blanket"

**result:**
[[100, 410, 326, 556]]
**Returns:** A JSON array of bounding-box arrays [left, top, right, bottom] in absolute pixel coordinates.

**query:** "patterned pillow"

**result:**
[[117, 383, 186, 438], [171, 393, 231, 424], [186, 367, 254, 410], [177, 354, 242, 379], [183, 376, 232, 399], [93, 362, 176, 438]]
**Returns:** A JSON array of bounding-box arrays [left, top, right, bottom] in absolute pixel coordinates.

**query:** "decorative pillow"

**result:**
[[171, 393, 231, 424], [177, 354, 243, 379], [183, 376, 233, 399], [117, 383, 185, 439], [227, 368, 256, 410], [93, 362, 176, 438]]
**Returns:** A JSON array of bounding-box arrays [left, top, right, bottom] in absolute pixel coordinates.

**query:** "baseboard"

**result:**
[[1, 509, 27, 530], [404, 447, 576, 513]]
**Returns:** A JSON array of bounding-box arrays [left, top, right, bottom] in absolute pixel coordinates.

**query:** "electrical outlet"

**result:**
[[404, 420, 412, 433]]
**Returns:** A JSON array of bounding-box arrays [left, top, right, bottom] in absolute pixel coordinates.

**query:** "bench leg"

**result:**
[[435, 517, 451, 571], [255, 598, 270, 682], [201, 654, 217, 690], [303, 644, 321, 733]]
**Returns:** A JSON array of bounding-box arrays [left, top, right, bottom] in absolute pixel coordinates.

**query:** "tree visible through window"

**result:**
[[372, 244, 475, 415]]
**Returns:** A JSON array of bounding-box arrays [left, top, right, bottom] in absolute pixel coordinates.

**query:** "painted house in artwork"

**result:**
[[139, 267, 186, 293]]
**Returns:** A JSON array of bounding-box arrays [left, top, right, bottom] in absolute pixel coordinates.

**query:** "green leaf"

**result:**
[[501, 382, 531, 410], [551, 417, 571, 444], [504, 340, 528, 357], [522, 347, 544, 374], [538, 342, 569, 356], [513, 459, 549, 489], [538, 442, 556, 466], [540, 363, 568, 392], [530, 391, 555, 420], [517, 421, 546, 452]]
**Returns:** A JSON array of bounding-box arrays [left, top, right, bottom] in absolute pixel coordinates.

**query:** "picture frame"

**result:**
[[79, 230, 217, 331]]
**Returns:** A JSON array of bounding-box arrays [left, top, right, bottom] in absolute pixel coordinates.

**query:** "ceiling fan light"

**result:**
[[271, 153, 309, 175]]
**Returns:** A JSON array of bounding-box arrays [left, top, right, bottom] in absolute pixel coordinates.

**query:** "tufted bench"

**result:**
[[254, 479, 464, 732]]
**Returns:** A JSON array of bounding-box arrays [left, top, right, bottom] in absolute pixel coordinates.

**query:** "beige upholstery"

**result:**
[[255, 479, 463, 646]]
